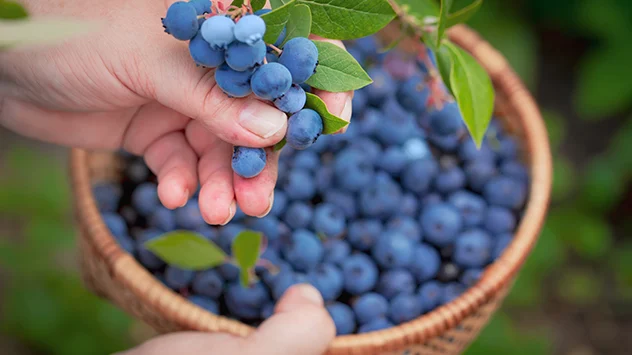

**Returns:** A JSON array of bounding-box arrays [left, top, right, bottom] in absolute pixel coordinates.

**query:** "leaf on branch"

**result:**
[[260, 0, 296, 44], [305, 40, 372, 92], [304, 93, 349, 134], [282, 4, 311, 45]]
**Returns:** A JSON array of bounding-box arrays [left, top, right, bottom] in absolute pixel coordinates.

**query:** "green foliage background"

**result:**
[[1, 0, 631, 354]]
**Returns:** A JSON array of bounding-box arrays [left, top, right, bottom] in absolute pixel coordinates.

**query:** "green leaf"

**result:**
[[436, 0, 453, 47], [304, 92, 349, 134], [239, 268, 250, 287], [260, 0, 295, 44], [251, 0, 266, 11], [574, 43, 632, 120], [443, 41, 494, 146], [232, 0, 244, 7], [273, 138, 287, 151], [445, 0, 482, 27], [0, 18, 99, 49], [297, 0, 395, 40], [395, 0, 439, 19], [270, 0, 290, 9], [145, 231, 227, 270], [0, 1, 28, 19], [305, 40, 372, 92], [435, 45, 453, 94], [232, 230, 262, 270], [282, 4, 311, 45]]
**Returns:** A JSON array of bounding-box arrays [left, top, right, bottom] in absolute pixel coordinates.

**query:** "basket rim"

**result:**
[[69, 25, 552, 354]]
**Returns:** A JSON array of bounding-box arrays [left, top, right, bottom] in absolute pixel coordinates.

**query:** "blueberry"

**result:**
[[282, 229, 323, 272], [287, 109, 323, 150], [102, 212, 128, 238], [460, 268, 483, 287], [200, 15, 235, 49], [188, 295, 219, 314], [327, 302, 356, 335], [310, 134, 331, 154], [249, 215, 285, 242], [260, 302, 275, 319], [136, 229, 166, 271], [174, 200, 205, 230], [385, 216, 422, 243], [454, 229, 493, 268], [500, 160, 529, 182], [189, 0, 211, 15], [315, 166, 334, 194], [283, 201, 313, 229], [269, 189, 288, 217], [448, 190, 487, 228], [352, 89, 368, 116], [251, 62, 293, 100], [492, 233, 512, 259], [265, 51, 279, 63], [389, 294, 422, 325], [358, 108, 381, 135], [148, 206, 176, 232], [92, 183, 122, 212], [377, 269, 416, 300], [401, 158, 439, 195], [274, 84, 306, 113], [397, 73, 431, 115], [348, 219, 382, 251], [269, 269, 300, 300], [483, 176, 527, 210], [421, 193, 443, 209], [278, 37, 319, 84], [377, 146, 409, 176], [311, 204, 346, 238], [218, 262, 240, 282], [341, 253, 379, 295], [348, 47, 366, 65], [232, 146, 266, 178], [372, 232, 414, 269], [225, 281, 270, 320], [464, 160, 497, 192], [428, 131, 461, 152], [283, 168, 317, 200], [215, 64, 254, 98], [358, 318, 394, 333], [484, 206, 517, 235], [402, 137, 432, 160], [334, 148, 375, 193], [217, 223, 245, 252], [165, 266, 195, 289], [375, 98, 417, 145], [399, 193, 419, 218], [434, 166, 466, 195], [417, 281, 443, 312], [409, 243, 441, 282], [365, 68, 395, 104], [359, 173, 402, 219], [496, 136, 519, 161], [124, 160, 150, 184], [420, 203, 463, 247], [459, 139, 495, 163], [353, 292, 389, 325], [192, 269, 224, 299], [292, 150, 320, 171], [196, 225, 218, 242], [441, 282, 466, 305], [429, 102, 464, 136], [162, 1, 199, 40], [323, 239, 351, 266], [354, 36, 379, 55], [234, 14, 266, 45], [132, 182, 159, 217], [307, 263, 344, 301], [225, 40, 267, 71], [189, 33, 225, 67]]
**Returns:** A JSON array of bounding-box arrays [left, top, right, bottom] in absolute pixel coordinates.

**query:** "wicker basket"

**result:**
[[70, 25, 552, 355]]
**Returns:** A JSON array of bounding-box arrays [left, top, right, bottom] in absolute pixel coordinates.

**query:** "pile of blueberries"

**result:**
[[162, 0, 323, 178], [95, 35, 530, 335]]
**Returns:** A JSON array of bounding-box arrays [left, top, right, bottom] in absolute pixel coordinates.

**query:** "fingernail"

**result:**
[[220, 200, 236, 226], [340, 96, 352, 122], [179, 189, 189, 208], [239, 101, 287, 139], [295, 284, 324, 306], [257, 192, 274, 218]]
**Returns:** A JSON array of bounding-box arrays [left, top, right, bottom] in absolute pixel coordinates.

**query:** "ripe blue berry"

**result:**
[[201, 15, 235, 49], [269, 189, 288, 217], [377, 269, 416, 300], [441, 282, 466, 305], [484, 206, 516, 235], [464, 160, 497, 192], [308, 263, 344, 301], [399, 193, 420, 217], [102, 212, 128, 238], [358, 107, 381, 135], [260, 302, 275, 319], [500, 160, 529, 182], [215, 64, 254, 98], [132, 182, 159, 217], [375, 98, 417, 145], [189, 0, 211, 15], [231, 146, 266, 179], [358, 318, 394, 333], [459, 139, 495, 163], [323, 239, 351, 266], [409, 243, 441, 282], [421, 193, 443, 209], [322, 190, 357, 220], [389, 294, 422, 325], [359, 173, 402, 219], [348, 219, 382, 251], [420, 203, 463, 247], [283, 168, 316, 200], [353, 293, 389, 325], [282, 229, 323, 272], [352, 89, 368, 116], [189, 33, 225, 68], [225, 281, 270, 320], [385, 216, 422, 243], [417, 281, 444, 312], [448, 190, 487, 228], [429, 102, 464, 136], [378, 146, 409, 176], [397, 74, 431, 115], [293, 150, 320, 171], [283, 201, 313, 229], [274, 84, 306, 114], [334, 148, 375, 193], [175, 200, 205, 230], [192, 269, 224, 299], [165, 266, 195, 289], [225, 40, 266, 71], [188, 295, 219, 314], [365, 68, 395, 104], [460, 268, 483, 287], [372, 231, 414, 269], [312, 203, 346, 238], [493, 233, 512, 259], [454, 229, 493, 268], [327, 302, 356, 335], [342, 253, 378, 295], [93, 183, 121, 212], [428, 131, 461, 152], [162, 2, 199, 41], [251, 62, 292, 100], [497, 136, 519, 160], [278, 37, 319, 84], [249, 215, 286, 242], [148, 206, 176, 232], [217, 223, 245, 252], [483, 176, 527, 210], [234, 14, 266, 45], [218, 263, 239, 282], [287, 109, 323, 150], [401, 158, 439, 195], [434, 166, 466, 195]]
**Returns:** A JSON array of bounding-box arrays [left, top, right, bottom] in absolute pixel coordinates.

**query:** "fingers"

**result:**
[[244, 284, 336, 355], [196, 140, 237, 225], [233, 149, 279, 217]]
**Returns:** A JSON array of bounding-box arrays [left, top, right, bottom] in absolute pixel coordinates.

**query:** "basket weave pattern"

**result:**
[[70, 26, 552, 355]]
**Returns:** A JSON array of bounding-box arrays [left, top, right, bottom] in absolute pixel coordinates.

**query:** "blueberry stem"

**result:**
[[266, 43, 283, 55], [256, 259, 280, 274]]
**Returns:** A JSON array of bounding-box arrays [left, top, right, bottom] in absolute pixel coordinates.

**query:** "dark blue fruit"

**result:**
[[225, 40, 266, 71], [189, 33, 225, 68], [278, 37, 319, 84], [287, 109, 323, 150], [274, 84, 306, 114], [215, 64, 254, 98], [162, 2, 199, 41], [327, 302, 356, 335], [251, 62, 293, 100], [232, 146, 266, 179]]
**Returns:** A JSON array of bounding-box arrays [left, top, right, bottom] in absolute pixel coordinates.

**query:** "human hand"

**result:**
[[0, 0, 352, 224], [115, 284, 335, 355]]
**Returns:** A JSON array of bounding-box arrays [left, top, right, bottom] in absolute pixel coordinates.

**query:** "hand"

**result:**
[[0, 0, 353, 224], [116, 284, 335, 355]]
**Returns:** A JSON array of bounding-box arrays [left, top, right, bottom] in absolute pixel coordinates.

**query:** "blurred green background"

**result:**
[[1, 0, 631, 354]]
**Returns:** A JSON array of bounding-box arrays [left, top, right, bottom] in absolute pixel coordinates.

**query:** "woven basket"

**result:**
[[70, 25, 552, 355]]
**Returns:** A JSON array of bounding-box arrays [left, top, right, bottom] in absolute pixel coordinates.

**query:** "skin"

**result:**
[[0, 0, 353, 226]]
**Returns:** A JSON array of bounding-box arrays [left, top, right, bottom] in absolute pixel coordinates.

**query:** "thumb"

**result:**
[[244, 284, 336, 355]]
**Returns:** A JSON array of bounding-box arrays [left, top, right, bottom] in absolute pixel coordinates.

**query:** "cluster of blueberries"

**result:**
[[94, 35, 530, 335], [162, 0, 324, 179]]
